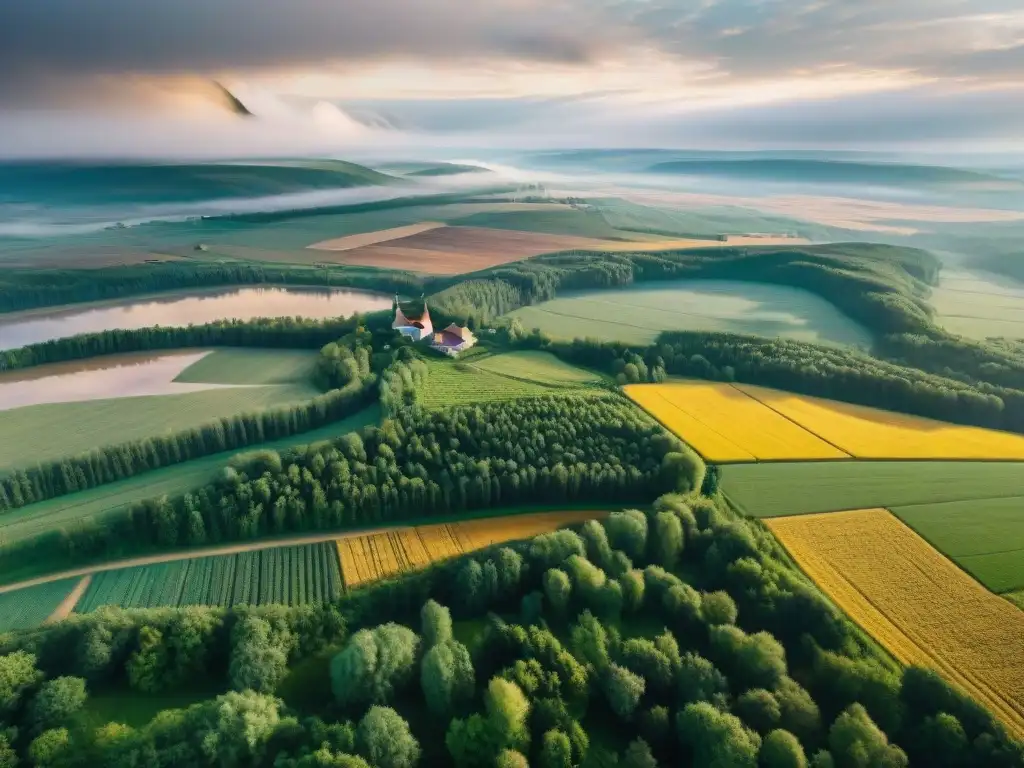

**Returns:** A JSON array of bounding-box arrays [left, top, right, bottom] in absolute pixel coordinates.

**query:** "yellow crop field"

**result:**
[[335, 511, 605, 589], [767, 508, 1024, 739], [736, 383, 1024, 460], [624, 382, 848, 462]]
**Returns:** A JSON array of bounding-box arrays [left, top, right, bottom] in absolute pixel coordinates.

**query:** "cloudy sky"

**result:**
[[1, 0, 1023, 155]]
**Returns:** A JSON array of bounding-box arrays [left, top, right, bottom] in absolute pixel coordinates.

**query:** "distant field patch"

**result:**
[[420, 357, 603, 409], [471, 351, 600, 386], [767, 508, 1024, 739], [315, 225, 620, 275], [736, 383, 1024, 460], [0, 383, 318, 471], [175, 348, 318, 385], [892, 497, 1024, 592], [76, 542, 343, 611], [0, 406, 380, 554], [307, 221, 445, 251], [720, 460, 1024, 518], [625, 382, 847, 462], [338, 510, 606, 588], [0, 578, 78, 632], [506, 280, 872, 347]]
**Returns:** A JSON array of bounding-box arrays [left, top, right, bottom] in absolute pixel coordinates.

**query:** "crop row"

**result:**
[[0, 578, 79, 632], [75, 542, 343, 612]]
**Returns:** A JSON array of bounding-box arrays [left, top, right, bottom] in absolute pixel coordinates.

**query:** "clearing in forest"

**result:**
[[506, 280, 871, 348], [624, 382, 848, 462], [471, 351, 601, 387], [337, 510, 607, 588], [767, 508, 1024, 739], [720, 460, 1024, 519], [891, 496, 1024, 593], [735, 383, 1024, 460], [419, 358, 603, 408]]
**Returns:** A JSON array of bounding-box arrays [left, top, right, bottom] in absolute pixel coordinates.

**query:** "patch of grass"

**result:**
[[506, 280, 872, 348], [174, 348, 319, 385], [0, 406, 380, 554], [450, 208, 645, 240], [79, 683, 224, 730], [471, 351, 600, 386], [0, 578, 78, 632], [1006, 590, 1024, 610], [721, 461, 1024, 519], [278, 644, 342, 712], [419, 357, 604, 408], [452, 617, 489, 655], [891, 497, 1024, 593], [0, 383, 318, 471]]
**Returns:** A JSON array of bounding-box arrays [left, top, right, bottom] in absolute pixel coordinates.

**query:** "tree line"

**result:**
[[0, 394, 704, 575], [1, 494, 1018, 767], [0, 261, 421, 315]]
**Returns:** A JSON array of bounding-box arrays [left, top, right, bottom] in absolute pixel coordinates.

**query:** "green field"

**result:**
[[721, 461, 1024, 519], [0, 383, 318, 470], [506, 280, 872, 347], [174, 348, 318, 384], [449, 208, 655, 240], [420, 357, 604, 409], [0, 406, 380, 556], [1007, 591, 1024, 610], [0, 578, 78, 632], [76, 542, 343, 612], [892, 497, 1024, 593], [470, 351, 601, 386]]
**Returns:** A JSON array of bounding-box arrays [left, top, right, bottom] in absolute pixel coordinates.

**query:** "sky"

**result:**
[[1, 0, 1023, 156]]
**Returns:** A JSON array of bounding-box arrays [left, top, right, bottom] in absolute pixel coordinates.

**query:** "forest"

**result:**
[[0, 494, 1019, 767]]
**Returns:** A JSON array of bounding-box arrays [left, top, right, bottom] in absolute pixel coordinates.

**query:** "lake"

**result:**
[[0, 286, 392, 351], [0, 351, 237, 410]]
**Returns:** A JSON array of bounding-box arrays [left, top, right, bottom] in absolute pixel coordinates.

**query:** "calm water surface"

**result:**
[[0, 287, 392, 351], [0, 351, 240, 410]]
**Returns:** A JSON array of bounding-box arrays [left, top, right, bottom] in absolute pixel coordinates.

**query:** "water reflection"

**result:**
[[0, 286, 391, 351], [0, 351, 238, 410]]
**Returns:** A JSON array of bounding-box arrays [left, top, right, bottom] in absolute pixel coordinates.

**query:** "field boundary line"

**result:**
[[651, 389, 755, 462], [728, 383, 852, 457]]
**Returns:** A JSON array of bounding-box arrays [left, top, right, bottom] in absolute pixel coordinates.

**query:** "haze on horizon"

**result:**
[[1, 0, 1023, 158]]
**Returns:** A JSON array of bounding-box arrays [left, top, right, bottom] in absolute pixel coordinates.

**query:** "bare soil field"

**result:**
[[308, 221, 445, 251], [313, 225, 621, 274]]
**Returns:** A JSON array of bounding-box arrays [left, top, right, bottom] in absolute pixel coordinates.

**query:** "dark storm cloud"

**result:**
[[0, 0, 611, 103]]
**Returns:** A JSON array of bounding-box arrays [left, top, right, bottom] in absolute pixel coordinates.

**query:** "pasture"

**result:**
[[720, 460, 1024, 518], [337, 510, 607, 588], [736, 383, 1024, 460], [419, 357, 603, 409], [471, 351, 601, 386], [0, 578, 78, 632], [767, 509, 1024, 739], [0, 406, 380, 557], [76, 542, 343, 611], [624, 382, 848, 462], [506, 280, 872, 347], [0, 382, 318, 470], [1008, 591, 1024, 610], [891, 497, 1024, 593], [174, 348, 319, 385]]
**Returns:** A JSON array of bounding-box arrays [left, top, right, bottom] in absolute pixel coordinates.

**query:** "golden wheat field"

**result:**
[[735, 383, 1024, 460], [334, 511, 606, 588], [623, 382, 848, 462], [767, 508, 1024, 739]]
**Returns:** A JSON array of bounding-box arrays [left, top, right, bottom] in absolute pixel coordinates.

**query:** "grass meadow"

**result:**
[[471, 351, 602, 386], [174, 348, 319, 385], [506, 280, 872, 347], [720, 460, 1024, 518], [0, 383, 318, 470], [0, 406, 380, 559]]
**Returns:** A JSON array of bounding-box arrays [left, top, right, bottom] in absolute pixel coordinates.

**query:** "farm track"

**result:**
[[44, 575, 91, 623]]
